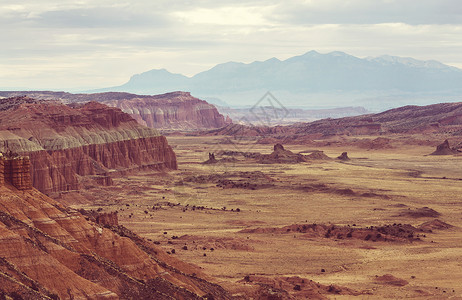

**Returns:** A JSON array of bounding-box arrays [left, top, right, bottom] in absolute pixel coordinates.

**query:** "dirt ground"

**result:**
[[69, 135, 462, 299]]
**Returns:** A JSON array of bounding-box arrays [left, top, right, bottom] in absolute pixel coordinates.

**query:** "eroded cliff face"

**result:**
[[0, 156, 33, 190], [0, 183, 231, 299], [0, 97, 177, 194], [0, 91, 231, 130], [95, 91, 230, 130]]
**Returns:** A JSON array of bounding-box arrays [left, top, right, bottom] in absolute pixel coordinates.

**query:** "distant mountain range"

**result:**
[[92, 51, 462, 110]]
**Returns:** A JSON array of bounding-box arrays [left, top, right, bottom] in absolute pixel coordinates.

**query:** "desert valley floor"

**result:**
[[65, 135, 462, 299]]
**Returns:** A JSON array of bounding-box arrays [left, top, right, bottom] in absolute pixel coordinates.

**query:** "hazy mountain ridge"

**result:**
[[92, 51, 462, 110]]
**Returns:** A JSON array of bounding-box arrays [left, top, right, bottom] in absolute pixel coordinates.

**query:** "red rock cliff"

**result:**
[[0, 91, 231, 130], [0, 97, 177, 194], [101, 91, 230, 130], [1, 156, 33, 190]]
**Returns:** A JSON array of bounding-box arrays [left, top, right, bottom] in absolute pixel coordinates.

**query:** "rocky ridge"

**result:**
[[204, 101, 462, 141], [0, 180, 232, 299], [0, 91, 230, 130]]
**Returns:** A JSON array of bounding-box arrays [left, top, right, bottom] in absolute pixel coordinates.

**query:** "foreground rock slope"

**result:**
[[0, 96, 177, 194], [0, 169, 231, 299]]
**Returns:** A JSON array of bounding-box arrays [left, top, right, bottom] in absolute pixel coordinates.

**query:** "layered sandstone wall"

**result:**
[[27, 135, 176, 194], [0, 97, 177, 194], [0, 91, 231, 130], [102, 91, 230, 130], [0, 155, 33, 190]]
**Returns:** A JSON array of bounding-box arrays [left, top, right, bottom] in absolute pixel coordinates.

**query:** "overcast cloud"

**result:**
[[1, 0, 461, 90]]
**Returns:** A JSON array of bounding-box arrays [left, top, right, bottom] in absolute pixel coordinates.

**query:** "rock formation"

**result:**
[[0, 155, 3, 186], [202, 152, 218, 164], [102, 91, 230, 130], [258, 144, 307, 164], [0, 91, 231, 130], [374, 274, 409, 286], [96, 212, 119, 227], [0, 178, 232, 299], [0, 154, 33, 190], [205, 101, 462, 141], [0, 97, 177, 194], [430, 139, 459, 155], [305, 150, 331, 160], [337, 152, 350, 160]]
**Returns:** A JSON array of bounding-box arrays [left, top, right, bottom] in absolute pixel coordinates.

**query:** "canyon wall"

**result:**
[[0, 91, 231, 130], [101, 91, 230, 130], [0, 97, 177, 194], [0, 155, 33, 190]]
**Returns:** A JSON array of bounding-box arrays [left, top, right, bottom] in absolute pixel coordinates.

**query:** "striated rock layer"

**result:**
[[0, 91, 231, 130], [0, 97, 177, 194], [2, 156, 33, 190], [204, 101, 462, 139], [0, 182, 232, 299], [101, 91, 230, 130]]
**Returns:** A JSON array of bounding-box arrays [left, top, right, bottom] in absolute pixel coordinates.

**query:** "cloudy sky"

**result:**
[[1, 0, 461, 91]]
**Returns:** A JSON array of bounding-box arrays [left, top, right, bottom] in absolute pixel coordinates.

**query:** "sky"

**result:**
[[1, 0, 462, 91]]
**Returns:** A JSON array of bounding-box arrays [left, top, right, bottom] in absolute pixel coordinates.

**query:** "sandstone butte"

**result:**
[[0, 163, 232, 299], [0, 91, 231, 130], [100, 91, 231, 130], [0, 97, 177, 194]]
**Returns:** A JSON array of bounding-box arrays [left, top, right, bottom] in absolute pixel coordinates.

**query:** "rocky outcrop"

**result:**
[[258, 144, 307, 164], [202, 152, 218, 164], [305, 150, 331, 160], [430, 139, 459, 155], [204, 102, 462, 141], [0, 97, 177, 194], [0, 180, 232, 299], [0, 154, 33, 190], [96, 212, 119, 226], [0, 91, 231, 130], [4, 157, 33, 190], [0, 156, 3, 186], [337, 152, 350, 161]]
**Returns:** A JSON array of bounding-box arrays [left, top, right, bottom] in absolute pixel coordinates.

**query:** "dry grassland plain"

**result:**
[[72, 135, 462, 299]]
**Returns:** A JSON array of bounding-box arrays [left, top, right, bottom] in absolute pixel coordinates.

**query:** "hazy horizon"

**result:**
[[1, 0, 462, 91]]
